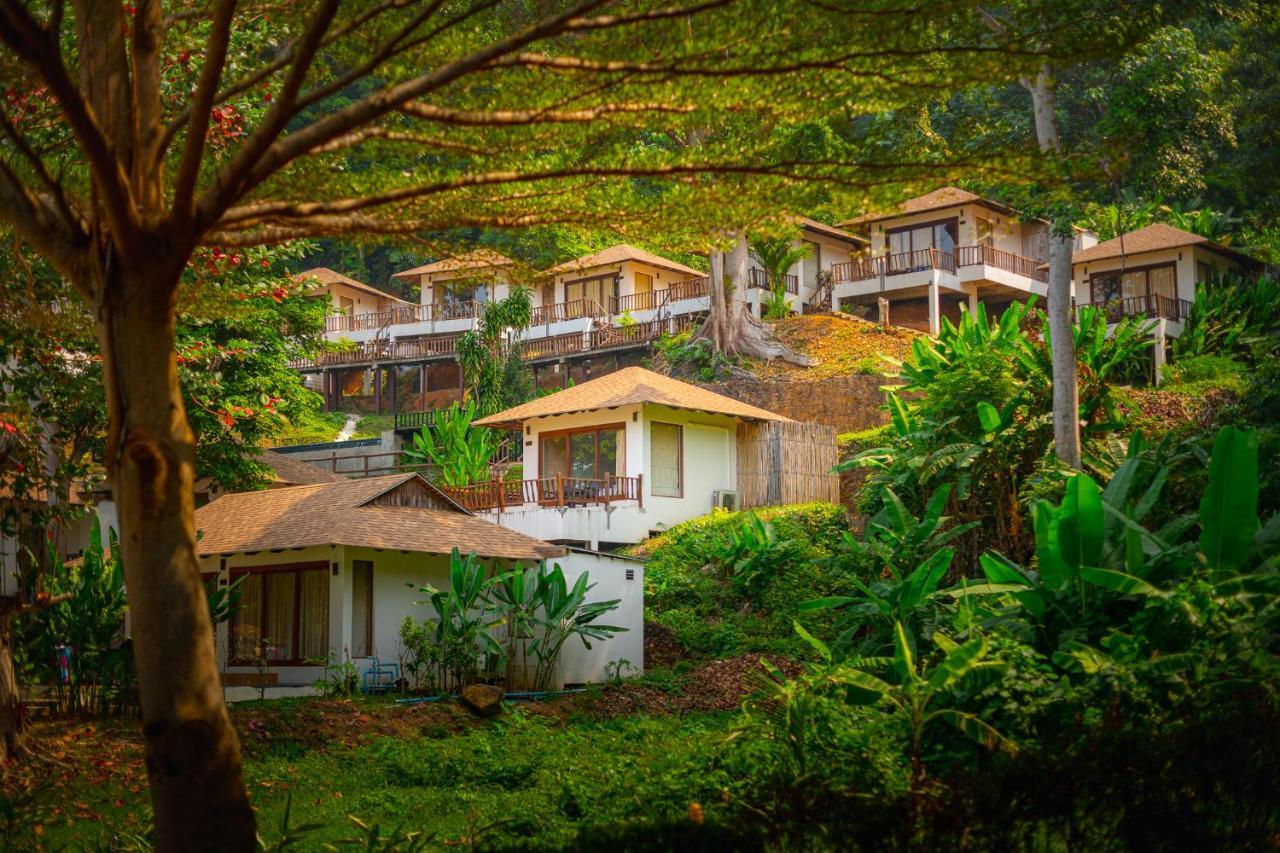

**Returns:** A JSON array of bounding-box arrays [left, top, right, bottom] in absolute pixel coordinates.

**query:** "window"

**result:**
[[565, 274, 618, 314], [1196, 260, 1216, 284], [351, 560, 373, 658], [229, 564, 329, 664], [886, 219, 958, 269], [634, 272, 653, 293], [1088, 263, 1177, 306], [975, 217, 995, 247], [540, 424, 625, 481], [650, 422, 683, 498]]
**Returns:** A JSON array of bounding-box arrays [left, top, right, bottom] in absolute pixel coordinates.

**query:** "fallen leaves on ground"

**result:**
[[749, 313, 919, 381]]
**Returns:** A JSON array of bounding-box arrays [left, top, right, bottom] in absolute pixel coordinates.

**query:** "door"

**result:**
[[802, 240, 820, 295]]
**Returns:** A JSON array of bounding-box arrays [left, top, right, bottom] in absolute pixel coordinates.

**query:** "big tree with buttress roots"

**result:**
[[0, 0, 1153, 848]]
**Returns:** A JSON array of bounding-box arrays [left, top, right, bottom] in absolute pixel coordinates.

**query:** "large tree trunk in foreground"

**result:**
[[694, 234, 812, 366], [0, 610, 23, 761], [95, 262, 256, 852], [1024, 64, 1081, 469]]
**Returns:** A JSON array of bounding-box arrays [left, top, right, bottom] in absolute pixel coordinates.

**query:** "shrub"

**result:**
[[632, 503, 850, 658], [1162, 353, 1248, 393]]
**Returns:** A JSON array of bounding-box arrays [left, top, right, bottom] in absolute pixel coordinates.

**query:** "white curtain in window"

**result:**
[[298, 569, 329, 661], [651, 422, 682, 497], [265, 573, 296, 661], [351, 561, 373, 658]]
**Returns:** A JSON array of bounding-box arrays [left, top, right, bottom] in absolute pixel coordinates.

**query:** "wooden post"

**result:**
[[496, 477, 504, 512], [330, 450, 337, 473], [556, 472, 564, 507], [637, 474, 643, 508], [877, 297, 890, 328], [604, 471, 612, 502], [373, 366, 382, 413], [363, 455, 369, 477], [389, 365, 398, 417]]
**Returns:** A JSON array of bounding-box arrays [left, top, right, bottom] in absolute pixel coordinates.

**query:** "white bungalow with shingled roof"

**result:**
[[446, 367, 838, 550], [193, 473, 643, 690]]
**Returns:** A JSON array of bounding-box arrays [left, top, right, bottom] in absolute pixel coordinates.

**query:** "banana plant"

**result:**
[[404, 398, 497, 487], [802, 548, 956, 658], [529, 563, 625, 691], [820, 622, 1016, 788], [955, 426, 1277, 656]]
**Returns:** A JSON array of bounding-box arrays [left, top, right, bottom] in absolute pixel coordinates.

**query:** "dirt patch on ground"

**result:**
[[643, 621, 689, 671], [4, 653, 798, 804], [583, 654, 804, 716], [750, 313, 919, 381], [1119, 386, 1239, 433]]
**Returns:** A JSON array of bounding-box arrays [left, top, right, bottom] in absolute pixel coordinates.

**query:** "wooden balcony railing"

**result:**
[[291, 333, 463, 368], [748, 268, 799, 294], [666, 276, 711, 302], [955, 245, 1049, 282], [440, 474, 642, 512], [834, 245, 1054, 284], [613, 289, 661, 313], [393, 409, 438, 432], [325, 301, 480, 333], [529, 298, 606, 325], [1081, 294, 1193, 324]]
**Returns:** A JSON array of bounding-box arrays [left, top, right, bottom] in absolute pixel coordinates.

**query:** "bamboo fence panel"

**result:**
[[737, 420, 840, 508]]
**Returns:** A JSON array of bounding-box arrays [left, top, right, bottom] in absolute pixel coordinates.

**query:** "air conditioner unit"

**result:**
[[712, 490, 739, 511]]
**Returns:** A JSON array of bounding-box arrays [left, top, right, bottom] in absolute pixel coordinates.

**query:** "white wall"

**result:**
[[1074, 245, 1245, 305], [199, 543, 643, 688], [488, 403, 737, 546], [554, 549, 645, 684]]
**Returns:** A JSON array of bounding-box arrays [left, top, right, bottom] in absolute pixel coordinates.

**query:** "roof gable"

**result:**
[[473, 366, 790, 429], [295, 267, 410, 304], [391, 249, 517, 279], [839, 186, 1029, 228], [193, 474, 561, 560], [544, 244, 705, 278], [1071, 222, 1259, 267]]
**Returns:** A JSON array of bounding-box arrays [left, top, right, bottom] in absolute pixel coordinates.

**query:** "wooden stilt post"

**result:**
[[373, 366, 382, 413], [389, 365, 398, 418]]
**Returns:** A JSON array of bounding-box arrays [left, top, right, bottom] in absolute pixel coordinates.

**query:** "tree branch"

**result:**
[[172, 0, 238, 223], [198, 0, 615, 223], [0, 157, 91, 293], [398, 100, 695, 126], [0, 0, 137, 252]]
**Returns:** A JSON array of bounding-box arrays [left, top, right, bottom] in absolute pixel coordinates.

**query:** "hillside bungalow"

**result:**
[[1071, 223, 1264, 378], [832, 187, 1097, 333], [446, 367, 838, 549], [744, 217, 867, 317], [193, 473, 643, 688], [391, 250, 519, 325], [541, 244, 709, 325], [297, 267, 414, 335]]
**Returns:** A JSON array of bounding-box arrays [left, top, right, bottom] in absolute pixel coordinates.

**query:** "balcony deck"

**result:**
[[440, 475, 642, 512], [293, 311, 701, 371], [831, 245, 1048, 286], [1081, 294, 1193, 324]]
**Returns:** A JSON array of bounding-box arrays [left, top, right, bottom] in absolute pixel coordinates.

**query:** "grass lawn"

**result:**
[[5, 660, 785, 851]]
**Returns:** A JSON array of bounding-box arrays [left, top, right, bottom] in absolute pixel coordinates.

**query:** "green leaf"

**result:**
[[792, 621, 831, 662], [928, 709, 1018, 755], [1058, 474, 1104, 570], [892, 621, 916, 684], [1033, 501, 1070, 591], [927, 635, 988, 691], [797, 596, 858, 611], [831, 668, 893, 706], [1080, 566, 1164, 597], [1198, 426, 1260, 572], [976, 401, 1002, 434]]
